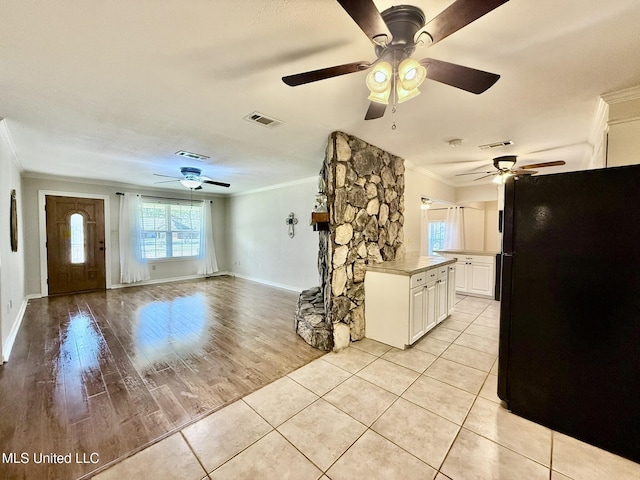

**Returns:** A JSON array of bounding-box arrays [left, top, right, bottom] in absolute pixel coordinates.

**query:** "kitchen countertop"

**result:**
[[435, 249, 500, 256], [366, 254, 455, 276]]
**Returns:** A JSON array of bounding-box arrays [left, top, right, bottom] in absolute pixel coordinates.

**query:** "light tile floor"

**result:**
[[93, 296, 640, 480]]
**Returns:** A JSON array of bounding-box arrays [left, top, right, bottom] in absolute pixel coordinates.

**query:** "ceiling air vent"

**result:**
[[243, 111, 283, 128], [175, 150, 210, 161], [478, 140, 514, 150]]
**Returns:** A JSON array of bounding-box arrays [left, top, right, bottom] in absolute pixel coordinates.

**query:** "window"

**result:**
[[428, 221, 446, 255], [140, 201, 202, 259], [70, 213, 85, 263]]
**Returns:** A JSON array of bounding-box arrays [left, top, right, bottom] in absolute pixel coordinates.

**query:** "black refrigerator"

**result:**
[[498, 164, 640, 463]]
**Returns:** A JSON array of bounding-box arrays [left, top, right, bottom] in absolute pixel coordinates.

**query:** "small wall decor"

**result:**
[[10, 189, 18, 252], [285, 212, 298, 238]]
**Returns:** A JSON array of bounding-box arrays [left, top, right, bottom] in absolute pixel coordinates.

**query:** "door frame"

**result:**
[[38, 190, 112, 296]]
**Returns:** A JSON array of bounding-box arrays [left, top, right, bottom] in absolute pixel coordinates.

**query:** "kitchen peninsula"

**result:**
[[364, 254, 456, 349]]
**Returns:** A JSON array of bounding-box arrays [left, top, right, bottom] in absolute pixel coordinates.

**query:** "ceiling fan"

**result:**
[[456, 155, 566, 183], [154, 167, 230, 190], [282, 0, 509, 120]]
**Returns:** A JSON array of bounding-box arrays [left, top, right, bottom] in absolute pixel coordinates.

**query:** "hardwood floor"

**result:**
[[0, 277, 324, 479]]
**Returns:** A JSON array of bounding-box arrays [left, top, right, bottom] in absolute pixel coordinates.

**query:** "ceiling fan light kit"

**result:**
[[282, 0, 508, 120], [153, 166, 231, 190], [456, 155, 566, 183]]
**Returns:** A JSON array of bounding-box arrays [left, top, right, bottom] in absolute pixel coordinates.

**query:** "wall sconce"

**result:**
[[421, 197, 432, 210]]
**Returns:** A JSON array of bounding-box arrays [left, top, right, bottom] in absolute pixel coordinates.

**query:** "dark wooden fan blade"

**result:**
[[513, 169, 537, 176], [202, 180, 231, 188], [282, 61, 371, 86], [424, 0, 509, 45], [474, 173, 498, 181], [364, 102, 386, 120], [455, 170, 495, 176], [420, 58, 500, 94], [519, 160, 566, 169], [337, 0, 393, 45]]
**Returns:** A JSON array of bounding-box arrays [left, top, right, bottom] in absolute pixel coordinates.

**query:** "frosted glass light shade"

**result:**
[[366, 62, 392, 104], [180, 178, 201, 189], [396, 83, 421, 103], [398, 58, 427, 91]]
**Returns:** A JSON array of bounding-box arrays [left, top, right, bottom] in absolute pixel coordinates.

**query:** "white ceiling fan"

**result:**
[[154, 167, 230, 190]]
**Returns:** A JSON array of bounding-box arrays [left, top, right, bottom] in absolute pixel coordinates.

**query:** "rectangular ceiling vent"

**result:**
[[478, 140, 514, 150], [243, 111, 283, 128], [175, 150, 210, 161]]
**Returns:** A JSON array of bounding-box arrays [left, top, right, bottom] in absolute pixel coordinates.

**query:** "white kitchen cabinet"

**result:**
[[436, 265, 449, 323], [455, 260, 467, 291], [409, 268, 438, 344], [447, 264, 456, 314], [409, 285, 426, 344], [447, 254, 496, 298], [468, 260, 494, 296], [425, 278, 437, 331], [365, 258, 455, 349]]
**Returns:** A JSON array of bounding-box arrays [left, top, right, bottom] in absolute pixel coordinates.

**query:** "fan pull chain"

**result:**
[[391, 51, 397, 130]]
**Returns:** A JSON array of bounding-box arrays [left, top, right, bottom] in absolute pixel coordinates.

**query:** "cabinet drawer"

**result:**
[[460, 255, 494, 265], [410, 273, 426, 288], [425, 268, 438, 283], [437, 265, 448, 279]]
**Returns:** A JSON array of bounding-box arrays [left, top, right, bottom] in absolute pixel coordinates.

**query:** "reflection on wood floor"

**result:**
[[0, 276, 324, 479]]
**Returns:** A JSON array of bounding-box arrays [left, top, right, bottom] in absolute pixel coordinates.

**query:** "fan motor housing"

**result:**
[[494, 155, 517, 171], [376, 5, 426, 58], [180, 166, 202, 178]]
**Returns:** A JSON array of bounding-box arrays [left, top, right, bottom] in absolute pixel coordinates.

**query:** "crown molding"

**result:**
[[230, 176, 317, 197], [601, 85, 640, 105], [404, 161, 458, 187], [0, 119, 24, 172]]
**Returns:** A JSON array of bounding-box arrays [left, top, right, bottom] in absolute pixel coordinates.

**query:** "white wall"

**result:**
[[463, 207, 485, 251], [0, 120, 27, 361], [227, 178, 320, 291], [403, 165, 455, 254], [21, 174, 228, 295], [484, 201, 501, 252]]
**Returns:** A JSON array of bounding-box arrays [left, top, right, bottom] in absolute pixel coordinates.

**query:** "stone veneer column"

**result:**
[[321, 131, 405, 350]]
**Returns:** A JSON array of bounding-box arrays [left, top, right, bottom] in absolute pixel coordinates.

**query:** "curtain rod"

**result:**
[[428, 207, 465, 211], [115, 192, 212, 203]]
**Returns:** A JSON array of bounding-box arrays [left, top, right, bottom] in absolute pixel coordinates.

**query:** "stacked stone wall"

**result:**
[[322, 132, 405, 350]]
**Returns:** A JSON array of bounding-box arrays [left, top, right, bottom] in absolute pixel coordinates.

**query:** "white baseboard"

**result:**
[[2, 296, 30, 363], [231, 273, 304, 293], [110, 271, 232, 289]]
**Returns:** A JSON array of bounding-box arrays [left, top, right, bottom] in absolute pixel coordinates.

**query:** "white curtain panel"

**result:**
[[119, 193, 150, 284], [444, 206, 465, 250], [420, 208, 430, 256], [197, 200, 219, 275]]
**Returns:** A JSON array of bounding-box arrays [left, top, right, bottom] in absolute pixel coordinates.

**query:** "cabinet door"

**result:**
[[409, 286, 426, 343], [425, 281, 437, 333], [468, 262, 494, 297], [447, 265, 456, 314], [436, 277, 448, 323], [455, 261, 467, 291]]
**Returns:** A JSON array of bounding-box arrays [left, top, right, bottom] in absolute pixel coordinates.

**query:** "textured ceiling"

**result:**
[[2, 0, 640, 194]]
